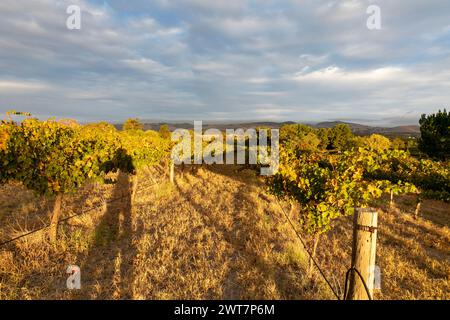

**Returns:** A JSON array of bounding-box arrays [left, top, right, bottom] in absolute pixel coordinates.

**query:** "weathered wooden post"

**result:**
[[49, 194, 63, 244], [347, 208, 378, 300]]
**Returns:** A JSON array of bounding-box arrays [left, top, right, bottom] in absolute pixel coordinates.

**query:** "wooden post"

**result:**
[[347, 208, 378, 300], [49, 194, 63, 244], [169, 161, 174, 184], [414, 202, 421, 219]]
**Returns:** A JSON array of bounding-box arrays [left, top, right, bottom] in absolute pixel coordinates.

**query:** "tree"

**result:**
[[329, 124, 354, 151], [315, 128, 331, 150], [295, 132, 321, 153], [365, 134, 391, 152], [280, 124, 315, 142], [123, 118, 143, 131], [159, 124, 171, 139], [418, 109, 450, 159], [280, 124, 320, 154]]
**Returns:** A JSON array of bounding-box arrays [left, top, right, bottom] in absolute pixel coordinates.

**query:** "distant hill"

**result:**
[[315, 121, 420, 137], [114, 120, 420, 137], [114, 121, 297, 132]]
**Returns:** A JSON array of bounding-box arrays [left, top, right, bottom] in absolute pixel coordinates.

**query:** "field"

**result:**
[[0, 164, 448, 299]]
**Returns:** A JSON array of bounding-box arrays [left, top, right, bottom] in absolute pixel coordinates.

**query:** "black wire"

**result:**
[[0, 181, 158, 249], [276, 199, 341, 300], [0, 195, 125, 248], [343, 267, 373, 300]]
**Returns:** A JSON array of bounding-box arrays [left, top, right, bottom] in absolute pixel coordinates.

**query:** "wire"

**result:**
[[0, 180, 159, 249], [275, 198, 341, 300], [343, 267, 373, 300], [1, 167, 371, 301]]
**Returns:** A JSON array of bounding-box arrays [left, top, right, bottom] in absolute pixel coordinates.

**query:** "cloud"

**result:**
[[0, 0, 449, 124], [294, 66, 406, 83], [0, 80, 51, 93]]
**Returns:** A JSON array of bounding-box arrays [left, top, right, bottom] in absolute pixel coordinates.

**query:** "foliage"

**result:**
[[329, 124, 354, 151], [0, 114, 170, 196], [159, 124, 171, 139], [268, 147, 417, 234], [364, 149, 450, 202], [316, 128, 331, 150], [1, 117, 123, 195], [364, 134, 391, 152], [123, 118, 143, 131], [418, 109, 450, 160], [280, 124, 320, 154], [120, 130, 172, 169], [391, 137, 406, 150]]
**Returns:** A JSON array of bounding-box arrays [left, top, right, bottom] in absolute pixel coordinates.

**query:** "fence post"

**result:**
[[347, 208, 378, 300], [49, 194, 63, 244], [169, 161, 174, 184], [414, 201, 421, 219]]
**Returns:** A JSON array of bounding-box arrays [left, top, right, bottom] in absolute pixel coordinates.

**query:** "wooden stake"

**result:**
[[347, 208, 378, 300], [49, 194, 63, 244], [414, 202, 421, 219]]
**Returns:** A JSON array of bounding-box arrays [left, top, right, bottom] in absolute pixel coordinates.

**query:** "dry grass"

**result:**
[[0, 164, 334, 300], [305, 194, 450, 300], [0, 164, 448, 300]]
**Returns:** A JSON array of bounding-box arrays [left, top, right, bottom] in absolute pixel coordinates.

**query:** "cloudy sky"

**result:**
[[0, 0, 449, 125]]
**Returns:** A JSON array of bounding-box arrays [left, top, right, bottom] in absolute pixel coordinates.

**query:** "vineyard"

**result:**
[[0, 113, 449, 299]]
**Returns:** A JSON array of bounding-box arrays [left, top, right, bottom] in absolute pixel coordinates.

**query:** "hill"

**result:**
[[315, 121, 420, 137], [114, 121, 420, 137]]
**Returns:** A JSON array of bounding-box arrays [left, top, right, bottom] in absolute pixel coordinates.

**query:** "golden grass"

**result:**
[[0, 165, 332, 300], [0, 164, 448, 300], [304, 194, 450, 300]]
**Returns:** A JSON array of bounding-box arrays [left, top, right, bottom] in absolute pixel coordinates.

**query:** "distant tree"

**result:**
[[123, 118, 143, 131], [295, 132, 321, 153], [315, 128, 331, 150], [365, 134, 391, 151], [159, 124, 171, 139], [85, 121, 116, 132], [329, 124, 354, 151], [280, 124, 314, 141], [418, 109, 450, 159], [280, 124, 320, 154], [391, 137, 406, 150]]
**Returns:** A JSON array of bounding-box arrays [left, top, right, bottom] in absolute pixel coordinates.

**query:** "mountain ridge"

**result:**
[[113, 120, 420, 137]]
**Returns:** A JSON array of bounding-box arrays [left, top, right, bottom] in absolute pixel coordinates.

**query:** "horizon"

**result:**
[[106, 119, 420, 128]]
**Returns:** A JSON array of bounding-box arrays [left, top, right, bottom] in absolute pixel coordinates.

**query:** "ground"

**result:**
[[0, 164, 448, 299]]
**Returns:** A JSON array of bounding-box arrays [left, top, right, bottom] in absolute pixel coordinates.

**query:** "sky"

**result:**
[[0, 0, 449, 125]]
